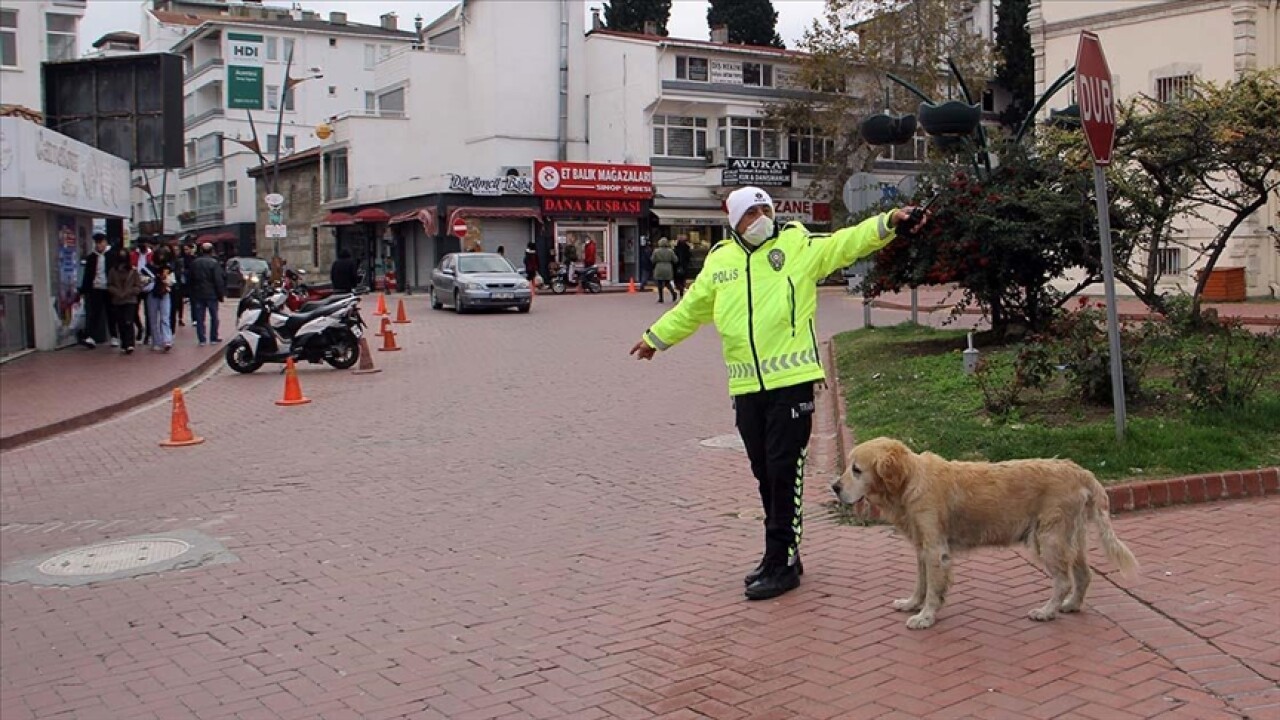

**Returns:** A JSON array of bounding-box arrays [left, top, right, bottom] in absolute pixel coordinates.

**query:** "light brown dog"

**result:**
[[831, 437, 1138, 630]]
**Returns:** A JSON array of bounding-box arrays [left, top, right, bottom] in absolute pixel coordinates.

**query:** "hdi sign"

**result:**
[[226, 32, 264, 110]]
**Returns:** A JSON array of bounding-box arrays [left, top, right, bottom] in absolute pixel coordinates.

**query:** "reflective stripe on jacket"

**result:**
[[643, 212, 897, 396]]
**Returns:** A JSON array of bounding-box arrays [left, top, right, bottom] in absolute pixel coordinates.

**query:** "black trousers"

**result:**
[[112, 303, 137, 350], [80, 289, 112, 344], [735, 382, 815, 569]]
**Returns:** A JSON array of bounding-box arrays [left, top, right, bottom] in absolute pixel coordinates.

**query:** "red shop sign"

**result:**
[[534, 161, 654, 199], [541, 197, 645, 216]]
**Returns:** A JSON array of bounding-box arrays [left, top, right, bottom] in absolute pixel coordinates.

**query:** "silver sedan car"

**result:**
[[430, 252, 533, 313]]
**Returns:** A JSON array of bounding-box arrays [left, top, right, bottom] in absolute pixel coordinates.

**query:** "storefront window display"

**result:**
[[555, 225, 608, 279], [655, 224, 723, 279]]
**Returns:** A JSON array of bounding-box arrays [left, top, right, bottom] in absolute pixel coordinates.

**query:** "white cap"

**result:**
[[726, 186, 774, 230]]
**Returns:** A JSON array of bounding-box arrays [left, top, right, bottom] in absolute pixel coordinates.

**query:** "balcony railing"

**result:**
[[178, 156, 224, 179], [184, 107, 225, 130], [185, 57, 224, 81], [179, 208, 225, 228]]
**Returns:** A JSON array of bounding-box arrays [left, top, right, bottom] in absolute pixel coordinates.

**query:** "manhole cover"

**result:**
[[37, 539, 192, 576], [700, 434, 745, 451]]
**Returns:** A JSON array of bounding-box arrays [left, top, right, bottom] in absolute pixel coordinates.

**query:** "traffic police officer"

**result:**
[[630, 186, 925, 600]]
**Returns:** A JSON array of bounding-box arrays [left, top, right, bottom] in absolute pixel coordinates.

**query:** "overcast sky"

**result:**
[[80, 0, 828, 53]]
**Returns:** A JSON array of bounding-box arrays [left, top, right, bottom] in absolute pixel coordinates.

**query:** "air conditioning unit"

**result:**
[[499, 166, 531, 177], [704, 147, 727, 166]]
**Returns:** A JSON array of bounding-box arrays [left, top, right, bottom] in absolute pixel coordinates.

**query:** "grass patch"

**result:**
[[834, 323, 1280, 483]]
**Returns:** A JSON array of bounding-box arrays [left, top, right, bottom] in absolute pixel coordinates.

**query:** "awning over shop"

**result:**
[[652, 208, 727, 226], [389, 208, 438, 236], [353, 208, 391, 224], [447, 206, 543, 229], [321, 211, 356, 226]]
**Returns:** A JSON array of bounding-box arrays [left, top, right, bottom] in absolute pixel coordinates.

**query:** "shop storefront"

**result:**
[[0, 118, 130, 356], [532, 161, 654, 285]]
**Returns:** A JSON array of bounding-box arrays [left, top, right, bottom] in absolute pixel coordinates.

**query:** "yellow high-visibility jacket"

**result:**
[[643, 212, 898, 396]]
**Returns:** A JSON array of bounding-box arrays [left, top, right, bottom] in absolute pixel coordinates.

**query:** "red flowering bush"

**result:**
[[864, 140, 1102, 336]]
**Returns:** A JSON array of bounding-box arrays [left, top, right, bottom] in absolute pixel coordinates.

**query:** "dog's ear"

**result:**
[[874, 442, 909, 496]]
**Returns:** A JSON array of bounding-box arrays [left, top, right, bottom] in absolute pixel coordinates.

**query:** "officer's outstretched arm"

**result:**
[[804, 210, 899, 280], [642, 274, 715, 352]]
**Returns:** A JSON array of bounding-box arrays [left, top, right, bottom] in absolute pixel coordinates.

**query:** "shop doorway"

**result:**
[[555, 224, 610, 282], [617, 224, 639, 286]]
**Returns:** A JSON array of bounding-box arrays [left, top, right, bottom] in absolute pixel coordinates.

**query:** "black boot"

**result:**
[[744, 556, 803, 586], [745, 563, 801, 601]]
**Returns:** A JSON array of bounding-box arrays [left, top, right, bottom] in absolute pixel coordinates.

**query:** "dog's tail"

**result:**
[[1086, 473, 1139, 576]]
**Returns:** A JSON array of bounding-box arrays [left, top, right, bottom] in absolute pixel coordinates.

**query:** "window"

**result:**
[[652, 115, 708, 158], [1156, 247, 1182, 276], [378, 88, 405, 116], [981, 89, 995, 112], [324, 149, 349, 200], [328, 37, 336, 48], [675, 56, 708, 82], [364, 43, 376, 70], [787, 127, 834, 165], [328, 85, 336, 97], [46, 13, 76, 62], [265, 36, 278, 61], [1156, 74, 1194, 103], [742, 62, 773, 88], [1, 9, 17, 67], [193, 133, 221, 163], [226, 180, 238, 207], [364, 91, 376, 113], [283, 37, 295, 63], [266, 85, 295, 112], [266, 134, 295, 154], [718, 116, 780, 159], [184, 188, 196, 211], [165, 194, 176, 217], [883, 133, 929, 163], [196, 181, 223, 210]]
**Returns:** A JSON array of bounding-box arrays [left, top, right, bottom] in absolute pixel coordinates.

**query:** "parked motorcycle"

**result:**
[[225, 285, 366, 374], [549, 264, 603, 294]]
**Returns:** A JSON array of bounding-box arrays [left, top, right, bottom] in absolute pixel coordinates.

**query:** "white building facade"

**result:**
[[0, 0, 86, 113], [129, 4, 417, 258], [306, 0, 865, 291], [1030, 0, 1280, 299]]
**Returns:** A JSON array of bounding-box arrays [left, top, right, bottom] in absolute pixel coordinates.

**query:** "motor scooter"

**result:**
[[549, 264, 602, 294]]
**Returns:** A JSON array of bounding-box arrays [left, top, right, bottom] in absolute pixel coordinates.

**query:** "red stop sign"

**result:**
[[1075, 31, 1116, 166], [451, 217, 468, 238]]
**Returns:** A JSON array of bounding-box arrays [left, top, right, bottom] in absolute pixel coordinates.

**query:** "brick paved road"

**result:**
[[1, 291, 1275, 719]]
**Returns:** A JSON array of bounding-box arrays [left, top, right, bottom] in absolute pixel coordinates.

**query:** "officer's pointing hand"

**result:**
[[891, 206, 929, 234], [630, 340, 656, 360]]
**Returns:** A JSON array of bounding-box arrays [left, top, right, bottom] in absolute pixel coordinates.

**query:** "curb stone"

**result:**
[[822, 340, 1279, 518]]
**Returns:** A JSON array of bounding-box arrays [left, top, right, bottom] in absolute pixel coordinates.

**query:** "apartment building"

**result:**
[[0, 0, 86, 113], [125, 0, 417, 256], [1029, 0, 1280, 298]]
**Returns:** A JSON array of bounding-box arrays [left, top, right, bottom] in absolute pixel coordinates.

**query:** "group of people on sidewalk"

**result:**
[[648, 235, 693, 304], [78, 234, 227, 355]]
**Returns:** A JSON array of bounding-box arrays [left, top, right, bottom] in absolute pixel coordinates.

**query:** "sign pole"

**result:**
[[1075, 30, 1125, 443], [1093, 165, 1126, 442]]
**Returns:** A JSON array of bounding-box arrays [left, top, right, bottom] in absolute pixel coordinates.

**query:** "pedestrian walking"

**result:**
[[143, 263, 174, 351], [650, 238, 678, 304], [629, 186, 927, 600], [523, 241, 539, 284], [330, 248, 359, 293], [77, 232, 113, 348], [170, 243, 193, 328], [187, 242, 226, 347], [107, 249, 145, 355], [673, 235, 692, 299]]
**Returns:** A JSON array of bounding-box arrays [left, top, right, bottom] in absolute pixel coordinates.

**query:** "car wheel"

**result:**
[[454, 290, 467, 314], [430, 287, 443, 310], [517, 303, 531, 314], [224, 338, 263, 374]]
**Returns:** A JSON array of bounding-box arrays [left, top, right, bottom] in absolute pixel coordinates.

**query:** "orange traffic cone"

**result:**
[[378, 327, 402, 352], [393, 298, 410, 324], [628, 277, 637, 294], [275, 357, 311, 406], [352, 336, 381, 375], [374, 292, 389, 316], [159, 388, 204, 447], [376, 315, 391, 337]]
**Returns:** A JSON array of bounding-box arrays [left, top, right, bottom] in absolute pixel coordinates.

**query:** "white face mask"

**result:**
[[741, 215, 775, 246]]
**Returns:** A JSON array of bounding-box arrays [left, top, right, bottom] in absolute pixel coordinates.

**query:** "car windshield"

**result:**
[[237, 258, 270, 273], [457, 255, 515, 274]]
